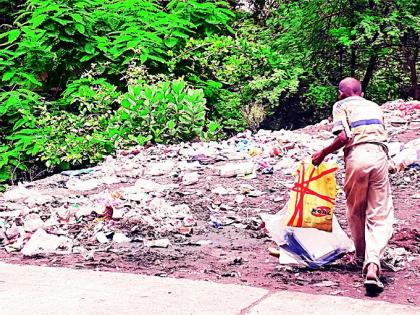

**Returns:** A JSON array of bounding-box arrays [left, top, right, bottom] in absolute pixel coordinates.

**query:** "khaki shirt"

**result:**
[[331, 96, 387, 151]]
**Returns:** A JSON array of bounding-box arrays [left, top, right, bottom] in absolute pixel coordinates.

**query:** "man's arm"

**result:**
[[312, 131, 348, 166]]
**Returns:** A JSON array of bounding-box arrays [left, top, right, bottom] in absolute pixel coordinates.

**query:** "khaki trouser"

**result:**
[[344, 143, 394, 269]]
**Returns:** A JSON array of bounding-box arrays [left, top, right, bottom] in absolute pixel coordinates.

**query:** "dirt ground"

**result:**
[[0, 126, 418, 306]]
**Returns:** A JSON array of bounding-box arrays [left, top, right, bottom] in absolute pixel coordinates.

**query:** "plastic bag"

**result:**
[[392, 137, 420, 171], [260, 209, 354, 269], [286, 161, 338, 232]]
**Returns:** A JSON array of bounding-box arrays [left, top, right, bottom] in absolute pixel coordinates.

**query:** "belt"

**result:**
[[345, 142, 389, 159]]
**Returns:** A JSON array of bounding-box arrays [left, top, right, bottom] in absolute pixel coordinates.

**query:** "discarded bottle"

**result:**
[[218, 163, 255, 178]]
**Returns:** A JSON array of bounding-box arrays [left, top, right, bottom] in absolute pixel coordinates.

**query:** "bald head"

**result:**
[[338, 77, 363, 100]]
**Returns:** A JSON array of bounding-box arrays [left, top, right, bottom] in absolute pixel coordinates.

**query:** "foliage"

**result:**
[[0, 0, 419, 185], [0, 0, 234, 185], [0, 76, 218, 183], [116, 79, 220, 145]]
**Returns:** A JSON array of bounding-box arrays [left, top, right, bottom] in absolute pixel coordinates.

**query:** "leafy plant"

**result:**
[[116, 78, 220, 144]]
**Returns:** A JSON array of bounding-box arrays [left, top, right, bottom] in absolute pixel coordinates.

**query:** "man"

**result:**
[[312, 77, 394, 293]]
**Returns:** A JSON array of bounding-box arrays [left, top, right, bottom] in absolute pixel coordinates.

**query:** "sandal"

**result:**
[[364, 263, 384, 293], [364, 275, 384, 293]]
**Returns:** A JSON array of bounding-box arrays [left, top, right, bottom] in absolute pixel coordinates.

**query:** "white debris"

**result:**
[[23, 213, 44, 232], [146, 161, 176, 176], [3, 183, 53, 206], [218, 162, 255, 177], [235, 195, 245, 204], [66, 178, 99, 191], [0, 210, 21, 218], [96, 232, 109, 244], [113, 232, 131, 243], [22, 229, 72, 256], [211, 186, 236, 195], [146, 238, 171, 248], [134, 178, 175, 192], [182, 172, 199, 186]]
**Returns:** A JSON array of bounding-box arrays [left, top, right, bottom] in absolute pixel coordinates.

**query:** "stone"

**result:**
[[182, 172, 199, 186]]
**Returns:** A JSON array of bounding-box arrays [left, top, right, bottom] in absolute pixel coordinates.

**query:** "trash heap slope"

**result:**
[[0, 100, 418, 259]]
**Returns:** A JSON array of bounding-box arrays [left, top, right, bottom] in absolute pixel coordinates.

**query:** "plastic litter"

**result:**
[[260, 206, 354, 269], [236, 139, 250, 152], [113, 232, 131, 243], [248, 147, 263, 157], [146, 238, 171, 248], [96, 232, 109, 244], [386, 142, 404, 157], [182, 172, 199, 186], [218, 162, 255, 177], [212, 186, 235, 195], [392, 148, 419, 171], [195, 240, 213, 246], [61, 168, 96, 176], [22, 229, 72, 256], [382, 247, 411, 271], [210, 217, 222, 229], [0, 100, 415, 261]]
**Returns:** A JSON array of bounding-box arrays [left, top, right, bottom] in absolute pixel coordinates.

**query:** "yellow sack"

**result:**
[[286, 161, 338, 232]]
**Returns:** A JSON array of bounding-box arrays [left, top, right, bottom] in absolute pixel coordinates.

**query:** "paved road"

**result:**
[[0, 263, 418, 315]]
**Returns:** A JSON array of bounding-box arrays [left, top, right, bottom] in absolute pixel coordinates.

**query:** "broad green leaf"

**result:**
[[2, 71, 15, 82], [84, 43, 95, 54], [167, 120, 176, 130], [70, 13, 84, 23], [7, 30, 21, 43], [31, 14, 48, 28], [164, 37, 178, 48], [75, 23, 86, 34]]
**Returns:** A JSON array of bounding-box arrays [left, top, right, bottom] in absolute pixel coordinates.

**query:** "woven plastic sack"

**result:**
[[286, 161, 338, 232]]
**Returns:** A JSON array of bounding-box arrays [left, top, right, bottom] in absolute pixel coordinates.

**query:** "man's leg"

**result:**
[[344, 151, 369, 260], [364, 153, 395, 270]]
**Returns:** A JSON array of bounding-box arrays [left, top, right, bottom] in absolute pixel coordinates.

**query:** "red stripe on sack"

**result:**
[[288, 167, 302, 226], [287, 163, 336, 228]]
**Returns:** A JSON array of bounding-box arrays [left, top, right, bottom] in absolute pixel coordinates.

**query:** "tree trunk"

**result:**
[[362, 53, 377, 92], [350, 47, 356, 77], [408, 47, 419, 100]]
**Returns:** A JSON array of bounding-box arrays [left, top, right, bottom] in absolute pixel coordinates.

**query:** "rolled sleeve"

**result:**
[[332, 102, 345, 135]]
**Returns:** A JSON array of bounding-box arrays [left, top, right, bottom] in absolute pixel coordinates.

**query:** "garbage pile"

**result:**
[[0, 100, 418, 260], [382, 99, 420, 129]]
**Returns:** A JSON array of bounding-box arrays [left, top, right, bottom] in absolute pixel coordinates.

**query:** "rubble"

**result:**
[[113, 232, 131, 243], [21, 229, 72, 256], [182, 172, 200, 186], [146, 238, 171, 248]]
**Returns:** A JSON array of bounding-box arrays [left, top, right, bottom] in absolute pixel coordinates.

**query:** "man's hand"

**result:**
[[312, 150, 326, 166], [312, 131, 348, 166]]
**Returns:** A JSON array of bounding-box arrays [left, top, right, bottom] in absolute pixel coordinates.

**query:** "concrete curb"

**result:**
[[0, 263, 418, 315]]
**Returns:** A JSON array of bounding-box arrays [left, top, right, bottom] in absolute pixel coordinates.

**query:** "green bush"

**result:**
[[0, 77, 221, 184], [115, 79, 221, 145]]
